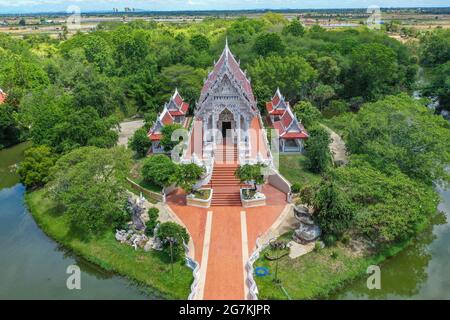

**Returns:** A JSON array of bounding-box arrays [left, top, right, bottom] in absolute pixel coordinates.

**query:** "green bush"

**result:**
[[128, 127, 151, 158], [291, 183, 302, 193], [145, 207, 160, 236], [18, 145, 57, 189], [323, 234, 337, 247], [141, 154, 178, 188]]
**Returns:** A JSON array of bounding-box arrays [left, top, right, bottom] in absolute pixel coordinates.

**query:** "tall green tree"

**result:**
[[49, 146, 132, 235], [304, 126, 332, 173]]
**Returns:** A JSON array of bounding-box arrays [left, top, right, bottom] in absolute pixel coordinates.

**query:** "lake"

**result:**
[[0, 143, 150, 299]]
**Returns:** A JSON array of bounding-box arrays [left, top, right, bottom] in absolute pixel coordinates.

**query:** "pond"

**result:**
[[0, 143, 151, 299]]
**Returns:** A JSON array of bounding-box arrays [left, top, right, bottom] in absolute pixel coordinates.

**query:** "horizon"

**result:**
[[0, 0, 449, 15]]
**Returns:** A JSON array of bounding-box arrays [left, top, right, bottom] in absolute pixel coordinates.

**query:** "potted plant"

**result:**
[[235, 163, 267, 207], [178, 163, 213, 208]]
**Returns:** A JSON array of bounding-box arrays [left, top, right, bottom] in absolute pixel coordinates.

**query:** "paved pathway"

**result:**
[[321, 124, 348, 165], [118, 119, 145, 147], [166, 184, 288, 300]]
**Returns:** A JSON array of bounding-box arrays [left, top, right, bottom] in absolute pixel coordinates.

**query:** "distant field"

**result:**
[[1, 8, 449, 38]]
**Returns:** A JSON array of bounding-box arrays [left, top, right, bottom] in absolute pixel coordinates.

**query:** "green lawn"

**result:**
[[25, 189, 192, 299], [254, 230, 417, 300], [254, 235, 369, 299], [279, 154, 321, 186]]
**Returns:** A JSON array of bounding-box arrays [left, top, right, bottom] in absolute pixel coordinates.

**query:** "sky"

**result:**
[[0, 0, 448, 14]]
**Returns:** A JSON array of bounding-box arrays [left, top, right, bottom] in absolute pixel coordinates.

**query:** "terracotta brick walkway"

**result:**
[[167, 184, 287, 300]]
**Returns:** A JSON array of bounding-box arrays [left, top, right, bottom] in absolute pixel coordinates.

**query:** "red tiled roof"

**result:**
[[281, 132, 309, 139], [281, 110, 293, 128], [149, 133, 162, 141], [180, 102, 189, 114], [174, 93, 183, 106], [272, 94, 280, 106], [161, 111, 173, 125], [200, 42, 255, 106]]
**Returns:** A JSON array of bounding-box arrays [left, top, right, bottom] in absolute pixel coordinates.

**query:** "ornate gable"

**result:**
[[196, 40, 257, 117]]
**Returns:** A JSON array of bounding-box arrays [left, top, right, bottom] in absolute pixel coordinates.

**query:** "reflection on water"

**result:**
[[334, 187, 450, 300], [0, 143, 151, 299]]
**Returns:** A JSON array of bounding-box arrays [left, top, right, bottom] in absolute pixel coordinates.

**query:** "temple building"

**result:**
[[265, 88, 309, 152], [148, 89, 189, 153], [148, 41, 306, 205]]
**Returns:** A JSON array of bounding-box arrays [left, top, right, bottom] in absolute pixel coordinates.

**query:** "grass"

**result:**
[[254, 229, 426, 300], [25, 189, 193, 299], [279, 154, 322, 187]]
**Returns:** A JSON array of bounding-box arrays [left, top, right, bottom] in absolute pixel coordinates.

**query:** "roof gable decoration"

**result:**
[[166, 88, 189, 115], [198, 39, 256, 110]]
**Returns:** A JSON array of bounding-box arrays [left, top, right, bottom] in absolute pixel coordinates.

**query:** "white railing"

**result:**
[[183, 240, 201, 300], [245, 235, 271, 300]]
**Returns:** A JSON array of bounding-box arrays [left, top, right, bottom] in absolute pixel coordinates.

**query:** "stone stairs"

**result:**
[[203, 144, 245, 206]]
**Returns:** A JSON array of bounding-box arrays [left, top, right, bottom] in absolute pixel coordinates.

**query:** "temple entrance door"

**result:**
[[221, 121, 231, 140]]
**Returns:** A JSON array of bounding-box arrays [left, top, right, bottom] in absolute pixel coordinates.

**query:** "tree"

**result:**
[[189, 34, 210, 51], [312, 179, 354, 237], [128, 127, 151, 158], [141, 154, 178, 188], [176, 163, 205, 194], [253, 33, 285, 57], [304, 126, 332, 173], [156, 64, 206, 107], [18, 145, 56, 188], [48, 146, 132, 235], [426, 61, 450, 111], [160, 123, 184, 152], [293, 101, 321, 127], [312, 84, 335, 110], [19, 19, 26, 26], [156, 222, 189, 261], [419, 29, 450, 67], [249, 55, 316, 108], [283, 19, 305, 37], [235, 163, 266, 190], [344, 43, 399, 100], [343, 94, 450, 185], [0, 104, 20, 149]]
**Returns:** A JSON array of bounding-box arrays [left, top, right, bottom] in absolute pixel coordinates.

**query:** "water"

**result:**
[[333, 187, 450, 300], [0, 143, 150, 299]]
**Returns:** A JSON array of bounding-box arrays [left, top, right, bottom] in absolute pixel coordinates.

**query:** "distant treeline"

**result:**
[[2, 7, 450, 18]]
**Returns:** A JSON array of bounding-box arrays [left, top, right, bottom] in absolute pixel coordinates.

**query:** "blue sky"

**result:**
[[0, 1, 448, 14]]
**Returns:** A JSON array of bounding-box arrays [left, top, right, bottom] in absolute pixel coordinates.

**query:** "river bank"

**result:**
[[25, 188, 193, 299], [0, 143, 150, 299]]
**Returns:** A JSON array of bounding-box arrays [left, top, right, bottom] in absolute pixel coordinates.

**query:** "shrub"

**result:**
[[160, 123, 183, 152], [18, 145, 57, 189], [176, 163, 205, 194], [323, 234, 337, 246], [330, 251, 339, 259], [291, 183, 302, 193], [340, 233, 351, 245], [141, 154, 178, 188], [128, 127, 151, 158], [145, 207, 159, 236]]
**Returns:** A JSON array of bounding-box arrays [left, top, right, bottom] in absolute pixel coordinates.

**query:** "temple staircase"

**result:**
[[203, 143, 246, 206]]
